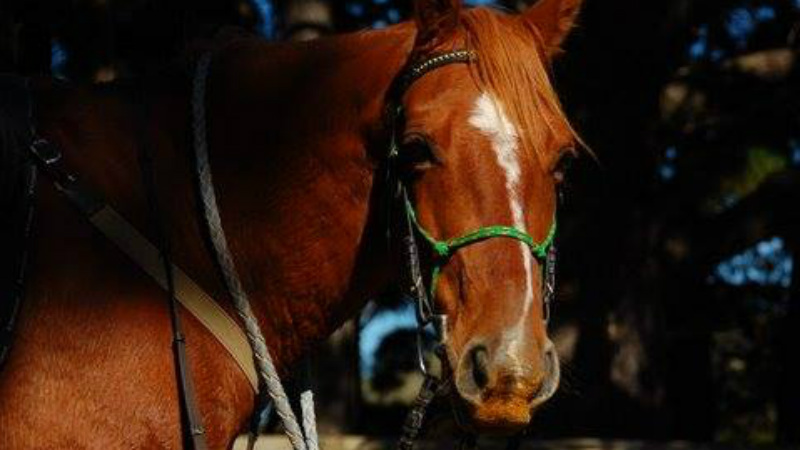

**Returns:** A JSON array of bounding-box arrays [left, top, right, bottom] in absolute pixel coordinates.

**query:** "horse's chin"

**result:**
[[449, 394, 532, 437]]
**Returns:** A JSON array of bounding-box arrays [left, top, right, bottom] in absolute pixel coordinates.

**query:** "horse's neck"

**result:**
[[171, 29, 415, 366], [33, 27, 414, 372]]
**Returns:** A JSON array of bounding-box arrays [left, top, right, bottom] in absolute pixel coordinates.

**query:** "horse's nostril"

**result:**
[[469, 345, 490, 389]]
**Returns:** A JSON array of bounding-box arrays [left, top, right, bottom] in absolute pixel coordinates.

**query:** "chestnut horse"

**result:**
[[0, 0, 582, 447]]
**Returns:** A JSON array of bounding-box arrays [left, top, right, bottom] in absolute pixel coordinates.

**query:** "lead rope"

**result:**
[[192, 53, 319, 450], [397, 375, 449, 450]]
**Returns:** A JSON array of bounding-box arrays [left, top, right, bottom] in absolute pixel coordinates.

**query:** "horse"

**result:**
[[0, 0, 583, 447]]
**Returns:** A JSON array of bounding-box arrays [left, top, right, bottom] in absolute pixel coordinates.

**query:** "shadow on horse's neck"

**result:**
[[188, 25, 416, 366]]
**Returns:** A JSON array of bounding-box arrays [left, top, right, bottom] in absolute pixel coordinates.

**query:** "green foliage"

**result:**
[[705, 146, 788, 213]]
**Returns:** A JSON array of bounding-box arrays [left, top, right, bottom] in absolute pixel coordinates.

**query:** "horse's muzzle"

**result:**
[[451, 339, 560, 435]]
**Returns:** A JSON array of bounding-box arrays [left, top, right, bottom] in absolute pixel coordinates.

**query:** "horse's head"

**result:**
[[388, 0, 582, 435]]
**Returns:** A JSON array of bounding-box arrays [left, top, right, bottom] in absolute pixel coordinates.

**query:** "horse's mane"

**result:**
[[461, 8, 581, 165]]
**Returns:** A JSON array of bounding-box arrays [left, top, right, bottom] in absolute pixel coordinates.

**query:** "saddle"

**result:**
[[0, 74, 37, 370]]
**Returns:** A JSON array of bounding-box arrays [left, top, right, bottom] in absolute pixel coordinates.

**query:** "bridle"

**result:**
[[387, 50, 559, 448]]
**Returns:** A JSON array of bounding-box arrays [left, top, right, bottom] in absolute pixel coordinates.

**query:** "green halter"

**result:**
[[403, 195, 557, 300]]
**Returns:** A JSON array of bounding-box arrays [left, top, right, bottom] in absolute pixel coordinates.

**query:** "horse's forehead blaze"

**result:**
[[467, 92, 535, 337], [467, 92, 525, 214], [468, 93, 521, 183]]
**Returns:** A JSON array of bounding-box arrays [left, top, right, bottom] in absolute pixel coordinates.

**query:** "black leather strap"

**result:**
[[384, 50, 475, 332], [390, 50, 475, 100], [133, 89, 209, 450]]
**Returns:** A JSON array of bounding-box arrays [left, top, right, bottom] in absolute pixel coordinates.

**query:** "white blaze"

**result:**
[[468, 93, 533, 357]]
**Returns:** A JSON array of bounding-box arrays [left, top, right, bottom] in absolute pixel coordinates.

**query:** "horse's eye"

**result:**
[[397, 136, 437, 176], [553, 146, 576, 184]]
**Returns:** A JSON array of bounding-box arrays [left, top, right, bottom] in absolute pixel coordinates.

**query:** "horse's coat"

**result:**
[[0, 0, 583, 447]]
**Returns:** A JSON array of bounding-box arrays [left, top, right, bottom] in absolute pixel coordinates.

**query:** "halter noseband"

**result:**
[[386, 50, 559, 369]]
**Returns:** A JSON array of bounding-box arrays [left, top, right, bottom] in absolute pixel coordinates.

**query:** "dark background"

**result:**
[[1, 0, 798, 445]]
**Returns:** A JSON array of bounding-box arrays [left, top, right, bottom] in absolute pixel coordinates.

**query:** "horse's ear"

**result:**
[[413, 0, 462, 51], [522, 0, 582, 57]]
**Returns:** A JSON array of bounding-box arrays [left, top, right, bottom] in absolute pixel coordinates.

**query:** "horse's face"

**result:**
[[399, 0, 582, 434]]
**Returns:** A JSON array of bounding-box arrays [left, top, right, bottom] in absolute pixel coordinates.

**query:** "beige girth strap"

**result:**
[[89, 205, 259, 392]]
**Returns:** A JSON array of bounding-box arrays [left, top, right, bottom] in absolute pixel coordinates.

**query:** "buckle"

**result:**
[[28, 137, 103, 216], [29, 139, 62, 166]]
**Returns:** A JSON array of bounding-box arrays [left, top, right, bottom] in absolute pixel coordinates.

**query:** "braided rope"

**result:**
[[191, 53, 312, 450], [300, 390, 319, 450]]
